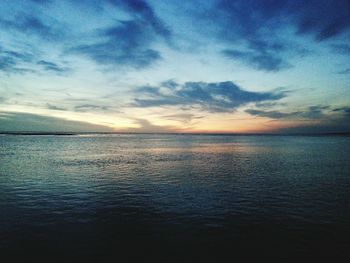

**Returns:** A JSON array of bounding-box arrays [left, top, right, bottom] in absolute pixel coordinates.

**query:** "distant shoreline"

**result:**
[[1, 132, 350, 137]]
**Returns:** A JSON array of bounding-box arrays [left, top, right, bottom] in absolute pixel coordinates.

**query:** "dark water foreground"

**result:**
[[1, 134, 350, 261]]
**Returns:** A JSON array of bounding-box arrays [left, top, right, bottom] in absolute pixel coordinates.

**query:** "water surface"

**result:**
[[1, 134, 350, 260]]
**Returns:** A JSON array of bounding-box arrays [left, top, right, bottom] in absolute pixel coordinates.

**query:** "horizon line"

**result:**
[[1, 131, 350, 136]]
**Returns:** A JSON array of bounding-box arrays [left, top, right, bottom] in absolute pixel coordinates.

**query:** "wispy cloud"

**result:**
[[338, 68, 350, 75], [74, 104, 111, 112], [46, 103, 67, 111], [0, 47, 34, 74], [222, 49, 291, 72], [0, 14, 63, 41], [332, 106, 350, 116], [37, 60, 70, 74], [0, 46, 70, 75], [132, 80, 287, 112], [246, 105, 330, 120], [246, 109, 299, 119]]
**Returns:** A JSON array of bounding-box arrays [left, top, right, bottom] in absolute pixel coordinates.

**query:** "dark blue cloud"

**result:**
[[0, 47, 71, 75], [70, 19, 163, 69], [332, 44, 350, 54], [222, 49, 291, 72], [203, 0, 350, 71], [0, 47, 34, 74], [68, 0, 170, 69], [1, 50, 33, 63], [291, 0, 350, 41], [0, 46, 70, 75], [0, 56, 22, 73], [133, 80, 286, 112], [214, 0, 350, 42], [0, 15, 61, 41], [161, 79, 179, 89], [246, 109, 299, 119], [107, 0, 171, 39]]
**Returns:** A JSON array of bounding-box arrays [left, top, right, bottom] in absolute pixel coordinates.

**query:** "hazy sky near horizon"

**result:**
[[0, 0, 349, 133]]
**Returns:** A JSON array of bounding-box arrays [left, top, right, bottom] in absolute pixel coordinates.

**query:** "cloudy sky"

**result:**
[[0, 0, 349, 133]]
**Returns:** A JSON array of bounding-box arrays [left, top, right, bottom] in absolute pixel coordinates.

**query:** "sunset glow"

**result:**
[[0, 0, 349, 133]]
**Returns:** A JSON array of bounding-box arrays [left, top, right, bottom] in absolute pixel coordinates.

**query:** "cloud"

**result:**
[[246, 109, 299, 119], [0, 46, 70, 75], [70, 19, 163, 69], [331, 44, 350, 54], [0, 47, 34, 74], [338, 68, 350, 75], [246, 105, 330, 119], [0, 112, 113, 132], [136, 85, 163, 96], [246, 105, 350, 134], [332, 107, 350, 116], [0, 15, 62, 41], [74, 104, 111, 112], [69, 0, 170, 69], [161, 79, 179, 89], [37, 60, 70, 74], [222, 49, 291, 72], [195, 0, 350, 71], [132, 80, 286, 112], [213, 0, 350, 42], [301, 105, 330, 119], [107, 0, 171, 39], [292, 1, 350, 41], [255, 101, 285, 108], [46, 103, 67, 111]]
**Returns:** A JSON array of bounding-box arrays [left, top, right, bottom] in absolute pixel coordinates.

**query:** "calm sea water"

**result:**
[[1, 134, 350, 260]]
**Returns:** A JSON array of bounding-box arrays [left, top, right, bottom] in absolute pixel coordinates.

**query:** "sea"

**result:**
[[0, 134, 350, 261]]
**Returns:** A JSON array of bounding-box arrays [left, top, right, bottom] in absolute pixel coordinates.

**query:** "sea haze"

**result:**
[[1, 134, 350, 260]]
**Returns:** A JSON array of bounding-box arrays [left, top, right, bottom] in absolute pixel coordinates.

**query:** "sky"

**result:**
[[0, 0, 349, 133]]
